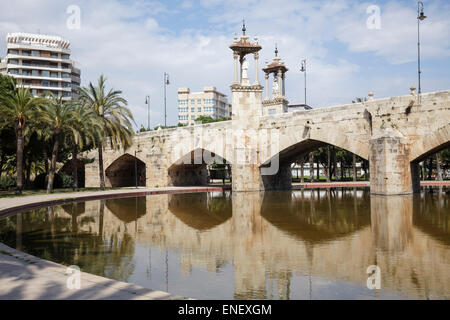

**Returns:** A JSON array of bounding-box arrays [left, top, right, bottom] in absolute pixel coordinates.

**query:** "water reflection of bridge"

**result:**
[[7, 188, 450, 299]]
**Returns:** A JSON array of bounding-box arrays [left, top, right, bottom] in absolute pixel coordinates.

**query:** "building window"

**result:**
[[178, 99, 188, 105], [42, 80, 50, 87], [198, 107, 202, 112], [62, 73, 70, 78], [50, 72, 58, 78], [269, 109, 276, 115], [9, 69, 18, 75], [8, 59, 19, 65], [31, 50, 40, 57], [41, 70, 50, 77], [197, 99, 201, 104], [61, 54, 69, 59], [191, 107, 195, 112]]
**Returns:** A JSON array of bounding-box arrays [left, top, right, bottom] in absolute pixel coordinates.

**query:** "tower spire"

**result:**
[[275, 43, 278, 57], [242, 19, 246, 36]]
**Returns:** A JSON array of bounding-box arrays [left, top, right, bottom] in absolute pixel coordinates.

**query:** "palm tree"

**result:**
[[35, 94, 76, 193], [0, 78, 44, 193], [79, 75, 134, 189], [67, 101, 104, 190]]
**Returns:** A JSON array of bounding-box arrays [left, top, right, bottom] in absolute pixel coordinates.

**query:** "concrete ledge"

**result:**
[[0, 243, 185, 300]]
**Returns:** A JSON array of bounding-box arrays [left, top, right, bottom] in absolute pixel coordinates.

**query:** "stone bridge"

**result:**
[[84, 29, 450, 195], [84, 88, 450, 195]]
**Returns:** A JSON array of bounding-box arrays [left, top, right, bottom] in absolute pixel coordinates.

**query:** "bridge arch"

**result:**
[[409, 123, 450, 163], [260, 132, 369, 167], [105, 153, 146, 187], [168, 148, 231, 186], [259, 137, 369, 190]]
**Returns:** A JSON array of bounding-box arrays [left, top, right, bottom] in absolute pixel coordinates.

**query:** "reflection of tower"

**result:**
[[232, 192, 267, 299], [371, 195, 413, 253], [262, 45, 289, 115]]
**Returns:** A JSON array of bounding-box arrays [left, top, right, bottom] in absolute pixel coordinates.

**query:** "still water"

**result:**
[[0, 188, 449, 299]]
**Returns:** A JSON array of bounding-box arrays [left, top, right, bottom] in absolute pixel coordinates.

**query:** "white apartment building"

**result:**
[[0, 33, 81, 100], [178, 86, 232, 126]]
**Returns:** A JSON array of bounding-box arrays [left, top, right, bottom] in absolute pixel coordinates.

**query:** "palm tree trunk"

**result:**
[[25, 158, 31, 188], [352, 154, 357, 182], [15, 127, 24, 194], [332, 147, 337, 181], [300, 160, 304, 183], [436, 153, 442, 181], [42, 142, 49, 179], [72, 144, 79, 191], [327, 146, 331, 182], [47, 134, 60, 193], [98, 146, 105, 190], [0, 152, 4, 178], [316, 157, 320, 182]]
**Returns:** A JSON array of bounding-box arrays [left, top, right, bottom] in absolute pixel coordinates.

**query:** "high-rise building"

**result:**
[[0, 33, 81, 100], [177, 86, 232, 126]]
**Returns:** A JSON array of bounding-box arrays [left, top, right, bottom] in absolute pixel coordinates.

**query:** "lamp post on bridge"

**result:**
[[145, 95, 150, 130], [164, 73, 170, 127], [417, 1, 427, 95], [135, 146, 142, 189], [300, 59, 307, 105]]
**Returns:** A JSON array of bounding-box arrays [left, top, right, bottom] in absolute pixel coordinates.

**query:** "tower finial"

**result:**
[[242, 18, 246, 36], [275, 43, 278, 57]]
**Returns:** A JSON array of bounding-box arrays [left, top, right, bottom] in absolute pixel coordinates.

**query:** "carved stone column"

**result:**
[[265, 73, 269, 100], [282, 73, 286, 96], [233, 53, 239, 84], [277, 70, 282, 96], [253, 52, 259, 85]]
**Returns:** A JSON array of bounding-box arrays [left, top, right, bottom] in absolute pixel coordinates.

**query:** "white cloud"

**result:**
[[0, 0, 449, 130]]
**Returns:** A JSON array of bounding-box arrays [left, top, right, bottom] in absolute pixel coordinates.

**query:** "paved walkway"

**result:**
[[0, 243, 183, 300], [293, 181, 449, 189], [0, 186, 224, 219]]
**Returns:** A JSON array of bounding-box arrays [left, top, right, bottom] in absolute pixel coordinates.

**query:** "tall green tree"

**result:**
[[79, 75, 134, 190], [0, 77, 44, 193], [66, 101, 104, 190], [34, 94, 76, 193]]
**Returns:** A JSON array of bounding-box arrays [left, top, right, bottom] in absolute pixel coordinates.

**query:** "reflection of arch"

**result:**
[[260, 191, 371, 243], [105, 154, 146, 188], [168, 193, 232, 231], [59, 159, 85, 188], [409, 123, 450, 162], [105, 197, 147, 223], [168, 148, 230, 186]]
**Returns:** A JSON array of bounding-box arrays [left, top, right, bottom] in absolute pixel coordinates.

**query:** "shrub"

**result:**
[[0, 175, 16, 190]]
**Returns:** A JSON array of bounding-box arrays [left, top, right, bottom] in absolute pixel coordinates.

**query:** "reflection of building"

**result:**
[[177, 86, 232, 126], [0, 33, 81, 100]]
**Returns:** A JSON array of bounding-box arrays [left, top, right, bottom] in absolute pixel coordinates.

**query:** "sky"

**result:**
[[0, 0, 449, 129]]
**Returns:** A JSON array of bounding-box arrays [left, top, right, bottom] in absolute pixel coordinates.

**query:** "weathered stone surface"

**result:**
[[84, 90, 450, 195]]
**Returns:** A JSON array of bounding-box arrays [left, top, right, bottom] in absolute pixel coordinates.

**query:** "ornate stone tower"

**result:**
[[262, 46, 289, 115], [229, 21, 263, 120], [229, 22, 265, 192]]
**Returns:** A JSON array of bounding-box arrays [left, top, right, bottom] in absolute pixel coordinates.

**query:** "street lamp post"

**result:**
[[164, 73, 170, 127], [300, 59, 307, 105], [135, 146, 142, 189], [417, 1, 427, 95], [145, 95, 150, 130]]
